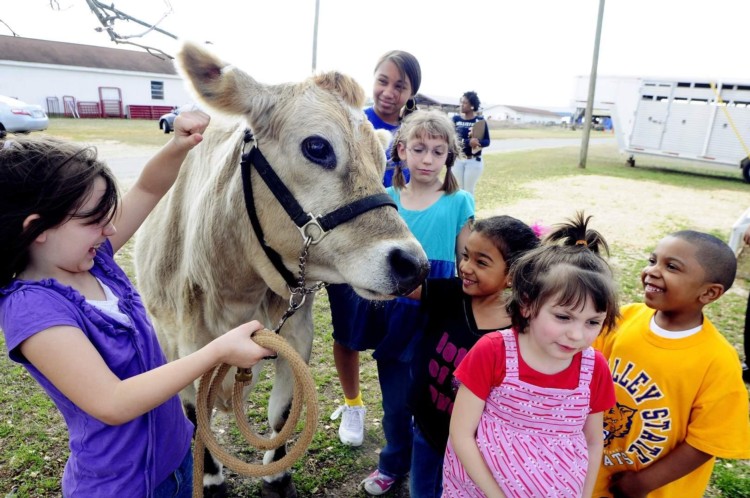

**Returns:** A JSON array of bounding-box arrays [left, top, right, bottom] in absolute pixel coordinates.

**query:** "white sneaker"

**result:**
[[330, 404, 366, 446]]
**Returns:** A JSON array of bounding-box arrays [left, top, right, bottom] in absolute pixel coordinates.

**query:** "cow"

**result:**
[[135, 41, 429, 497]]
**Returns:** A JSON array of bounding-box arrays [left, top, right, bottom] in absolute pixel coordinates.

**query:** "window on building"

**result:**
[[151, 81, 164, 100]]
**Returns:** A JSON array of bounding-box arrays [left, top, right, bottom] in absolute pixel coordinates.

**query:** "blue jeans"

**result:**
[[410, 425, 444, 498], [376, 359, 413, 479], [154, 449, 193, 498]]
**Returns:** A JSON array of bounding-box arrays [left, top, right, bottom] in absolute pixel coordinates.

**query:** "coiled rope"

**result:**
[[192, 329, 319, 498]]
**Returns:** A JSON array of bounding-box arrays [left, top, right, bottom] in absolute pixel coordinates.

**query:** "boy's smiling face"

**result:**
[[640, 236, 713, 318]]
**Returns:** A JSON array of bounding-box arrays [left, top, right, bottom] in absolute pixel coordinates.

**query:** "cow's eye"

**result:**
[[301, 136, 336, 169]]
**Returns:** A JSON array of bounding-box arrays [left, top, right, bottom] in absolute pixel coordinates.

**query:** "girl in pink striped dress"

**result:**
[[443, 212, 618, 498]]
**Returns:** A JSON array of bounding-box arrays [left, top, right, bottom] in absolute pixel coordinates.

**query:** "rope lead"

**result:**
[[192, 330, 319, 497]]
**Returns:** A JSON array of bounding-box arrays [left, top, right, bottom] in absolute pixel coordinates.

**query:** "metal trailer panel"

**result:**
[[661, 102, 712, 158], [630, 100, 668, 150], [623, 80, 750, 169], [572, 75, 642, 151], [706, 106, 750, 164]]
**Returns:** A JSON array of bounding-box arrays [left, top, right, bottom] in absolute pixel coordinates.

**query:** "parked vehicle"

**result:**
[[159, 107, 179, 134], [573, 77, 750, 183], [0, 95, 49, 134]]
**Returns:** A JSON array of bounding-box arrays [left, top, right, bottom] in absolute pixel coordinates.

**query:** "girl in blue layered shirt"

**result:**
[[360, 109, 474, 495]]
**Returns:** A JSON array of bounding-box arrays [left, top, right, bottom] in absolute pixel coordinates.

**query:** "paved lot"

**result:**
[[483, 136, 615, 154]]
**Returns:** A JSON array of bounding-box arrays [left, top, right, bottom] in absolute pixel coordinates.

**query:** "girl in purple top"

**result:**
[[0, 112, 272, 498]]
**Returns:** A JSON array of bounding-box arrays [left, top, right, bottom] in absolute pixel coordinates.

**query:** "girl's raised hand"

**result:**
[[172, 109, 210, 149], [210, 321, 275, 369], [109, 107, 211, 253]]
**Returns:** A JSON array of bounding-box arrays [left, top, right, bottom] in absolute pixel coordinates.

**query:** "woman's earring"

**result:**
[[401, 98, 418, 119]]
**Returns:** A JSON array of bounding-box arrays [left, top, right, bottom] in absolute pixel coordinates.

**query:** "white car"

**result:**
[[159, 107, 179, 134], [0, 95, 49, 134]]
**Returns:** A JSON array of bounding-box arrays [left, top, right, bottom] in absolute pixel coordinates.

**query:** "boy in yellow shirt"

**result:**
[[594, 230, 750, 497]]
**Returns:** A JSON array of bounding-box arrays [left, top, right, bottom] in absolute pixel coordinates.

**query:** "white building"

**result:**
[[483, 104, 562, 124], [0, 35, 191, 118]]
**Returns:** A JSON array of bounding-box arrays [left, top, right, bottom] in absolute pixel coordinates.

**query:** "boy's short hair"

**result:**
[[671, 230, 737, 291]]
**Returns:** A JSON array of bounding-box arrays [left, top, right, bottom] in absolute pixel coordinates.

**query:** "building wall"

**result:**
[[0, 60, 191, 112], [484, 106, 516, 121], [517, 112, 558, 124], [484, 105, 559, 124]]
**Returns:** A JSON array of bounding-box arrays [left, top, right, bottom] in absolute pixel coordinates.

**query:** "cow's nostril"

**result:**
[[387, 248, 430, 296]]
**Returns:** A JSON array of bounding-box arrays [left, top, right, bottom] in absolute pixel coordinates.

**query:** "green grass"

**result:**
[[712, 459, 750, 498], [488, 126, 612, 140], [1, 122, 749, 496], [0, 352, 67, 497], [40, 117, 172, 147]]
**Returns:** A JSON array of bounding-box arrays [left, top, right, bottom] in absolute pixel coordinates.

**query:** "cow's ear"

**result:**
[[176, 41, 276, 119], [375, 129, 392, 151], [313, 72, 365, 108]]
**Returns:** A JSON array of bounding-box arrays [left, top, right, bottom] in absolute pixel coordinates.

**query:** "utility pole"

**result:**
[[311, 0, 320, 73], [579, 0, 605, 169]]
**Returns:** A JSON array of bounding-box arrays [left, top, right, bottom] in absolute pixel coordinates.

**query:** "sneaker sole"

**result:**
[[361, 479, 395, 496], [339, 437, 363, 447]]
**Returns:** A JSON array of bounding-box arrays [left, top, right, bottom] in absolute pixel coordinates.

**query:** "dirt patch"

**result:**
[[478, 174, 750, 253]]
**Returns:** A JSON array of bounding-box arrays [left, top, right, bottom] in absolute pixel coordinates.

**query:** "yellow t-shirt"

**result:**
[[593, 303, 750, 498]]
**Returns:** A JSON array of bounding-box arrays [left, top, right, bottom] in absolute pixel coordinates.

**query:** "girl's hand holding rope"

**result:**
[[208, 321, 275, 369]]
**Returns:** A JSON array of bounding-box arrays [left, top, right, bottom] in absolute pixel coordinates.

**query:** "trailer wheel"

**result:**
[[626, 155, 635, 167], [742, 158, 750, 184]]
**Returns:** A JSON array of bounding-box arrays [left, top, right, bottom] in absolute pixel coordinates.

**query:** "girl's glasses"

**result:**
[[406, 146, 448, 159]]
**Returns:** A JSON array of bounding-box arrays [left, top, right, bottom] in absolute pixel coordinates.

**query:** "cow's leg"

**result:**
[[178, 337, 231, 497], [260, 294, 315, 498], [184, 402, 228, 497]]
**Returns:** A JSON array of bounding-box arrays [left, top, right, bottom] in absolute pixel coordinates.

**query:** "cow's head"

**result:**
[[176, 42, 429, 299]]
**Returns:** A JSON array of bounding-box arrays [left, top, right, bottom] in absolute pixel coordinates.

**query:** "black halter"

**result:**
[[239, 130, 397, 289]]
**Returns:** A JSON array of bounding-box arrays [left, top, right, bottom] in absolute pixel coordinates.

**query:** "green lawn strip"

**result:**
[[40, 118, 171, 147]]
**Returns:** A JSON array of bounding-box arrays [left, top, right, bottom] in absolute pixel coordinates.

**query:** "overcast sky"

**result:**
[[2, 0, 748, 108]]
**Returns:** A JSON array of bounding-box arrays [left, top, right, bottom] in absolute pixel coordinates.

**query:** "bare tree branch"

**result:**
[[84, 0, 177, 60], [0, 18, 19, 36], [1, 0, 188, 60], [0, 1, 61, 37]]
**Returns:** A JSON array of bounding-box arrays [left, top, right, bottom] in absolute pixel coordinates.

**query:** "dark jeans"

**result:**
[[410, 424, 444, 498], [376, 359, 413, 479], [154, 449, 193, 498]]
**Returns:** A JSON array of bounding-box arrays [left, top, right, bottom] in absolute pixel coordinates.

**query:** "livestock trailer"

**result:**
[[572, 76, 750, 182]]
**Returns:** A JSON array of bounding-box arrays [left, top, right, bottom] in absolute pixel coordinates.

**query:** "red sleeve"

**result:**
[[453, 332, 506, 400], [589, 349, 615, 413]]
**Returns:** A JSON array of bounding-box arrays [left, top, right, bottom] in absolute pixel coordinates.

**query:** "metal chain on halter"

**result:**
[[273, 236, 327, 334], [234, 236, 326, 383]]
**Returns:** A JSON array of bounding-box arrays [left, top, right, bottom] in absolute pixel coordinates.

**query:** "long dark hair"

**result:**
[[0, 137, 119, 286]]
